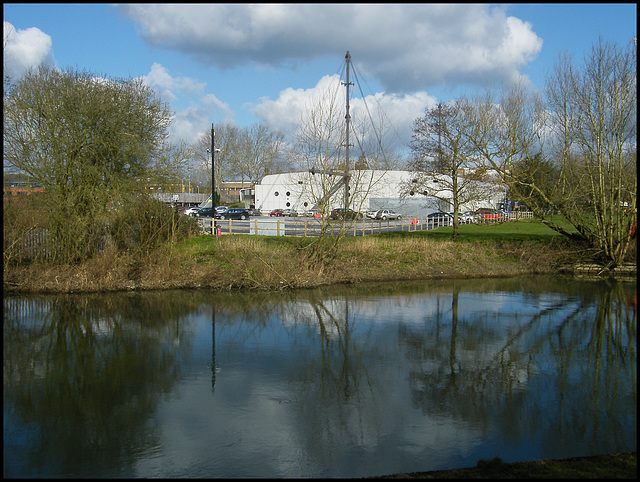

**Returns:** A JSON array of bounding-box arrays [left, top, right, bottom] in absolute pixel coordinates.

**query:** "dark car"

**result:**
[[330, 208, 362, 220], [426, 212, 452, 226], [215, 208, 250, 220], [195, 207, 216, 217]]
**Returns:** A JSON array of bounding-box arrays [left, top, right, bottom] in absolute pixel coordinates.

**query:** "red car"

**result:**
[[475, 208, 504, 222], [269, 209, 284, 217]]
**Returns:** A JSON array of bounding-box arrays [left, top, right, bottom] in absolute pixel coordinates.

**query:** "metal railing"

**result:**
[[3, 228, 53, 262]]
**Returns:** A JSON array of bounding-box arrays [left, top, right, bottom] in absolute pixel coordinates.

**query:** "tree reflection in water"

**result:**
[[3, 292, 200, 476], [3, 277, 636, 478], [398, 280, 636, 457]]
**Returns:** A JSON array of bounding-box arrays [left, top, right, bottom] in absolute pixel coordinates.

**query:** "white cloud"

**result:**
[[200, 93, 235, 122], [3, 21, 55, 82], [166, 95, 234, 145], [141, 62, 206, 103], [250, 75, 436, 151], [139, 63, 229, 144], [118, 4, 543, 93], [169, 105, 210, 145], [249, 75, 340, 135]]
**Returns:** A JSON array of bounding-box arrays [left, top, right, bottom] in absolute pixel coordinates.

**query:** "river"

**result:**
[[3, 276, 636, 478]]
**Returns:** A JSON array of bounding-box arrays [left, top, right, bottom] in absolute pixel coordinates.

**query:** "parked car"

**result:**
[[281, 209, 298, 217], [196, 207, 216, 217], [183, 206, 201, 217], [246, 208, 260, 216], [330, 208, 362, 220], [215, 208, 250, 220], [375, 209, 401, 220], [366, 210, 379, 219], [459, 211, 477, 224], [475, 208, 504, 222], [427, 212, 452, 226], [446, 211, 476, 224], [269, 209, 284, 217], [215, 206, 230, 214]]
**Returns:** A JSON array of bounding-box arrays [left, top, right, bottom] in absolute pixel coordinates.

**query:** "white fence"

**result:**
[[5, 213, 534, 261], [198, 212, 533, 237]]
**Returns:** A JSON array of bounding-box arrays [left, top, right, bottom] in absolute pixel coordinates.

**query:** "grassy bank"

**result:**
[[5, 220, 621, 295]]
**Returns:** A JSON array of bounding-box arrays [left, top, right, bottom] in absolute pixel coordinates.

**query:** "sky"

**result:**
[[3, 3, 637, 153]]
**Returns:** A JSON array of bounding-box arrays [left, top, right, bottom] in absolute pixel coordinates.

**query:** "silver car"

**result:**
[[375, 209, 401, 220]]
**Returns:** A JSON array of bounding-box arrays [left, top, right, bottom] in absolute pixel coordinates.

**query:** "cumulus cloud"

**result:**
[[3, 21, 55, 82], [139, 63, 232, 144], [169, 105, 211, 144], [141, 62, 206, 102], [250, 75, 436, 150], [118, 4, 542, 93], [249, 75, 340, 135]]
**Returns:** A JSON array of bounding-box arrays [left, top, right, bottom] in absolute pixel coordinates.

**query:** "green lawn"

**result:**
[[377, 218, 577, 242]]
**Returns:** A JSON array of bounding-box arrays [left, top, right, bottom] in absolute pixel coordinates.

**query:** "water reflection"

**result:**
[[4, 277, 636, 478]]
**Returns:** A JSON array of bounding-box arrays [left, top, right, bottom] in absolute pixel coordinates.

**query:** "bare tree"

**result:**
[[292, 81, 349, 239], [234, 124, 286, 188], [534, 38, 637, 265], [558, 38, 637, 265], [290, 72, 397, 260], [461, 39, 636, 267], [192, 122, 287, 204], [406, 100, 500, 238]]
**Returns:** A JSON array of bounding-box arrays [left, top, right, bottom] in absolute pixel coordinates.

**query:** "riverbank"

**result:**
[[1, 233, 587, 294], [3, 227, 636, 294], [370, 452, 637, 479]]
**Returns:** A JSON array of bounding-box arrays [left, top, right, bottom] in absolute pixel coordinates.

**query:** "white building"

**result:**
[[254, 170, 506, 217]]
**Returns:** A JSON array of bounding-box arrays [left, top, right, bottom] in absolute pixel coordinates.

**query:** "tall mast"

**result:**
[[343, 51, 353, 209]]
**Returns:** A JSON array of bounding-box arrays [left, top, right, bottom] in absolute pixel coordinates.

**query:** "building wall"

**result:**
[[254, 170, 506, 216], [3, 185, 44, 196]]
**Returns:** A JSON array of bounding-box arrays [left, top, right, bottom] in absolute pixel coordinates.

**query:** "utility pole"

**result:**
[[342, 51, 353, 210], [210, 123, 216, 212]]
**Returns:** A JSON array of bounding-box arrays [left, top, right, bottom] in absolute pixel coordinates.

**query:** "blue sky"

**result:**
[[4, 4, 637, 149]]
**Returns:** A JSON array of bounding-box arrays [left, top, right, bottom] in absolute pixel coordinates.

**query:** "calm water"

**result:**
[[3, 276, 637, 478]]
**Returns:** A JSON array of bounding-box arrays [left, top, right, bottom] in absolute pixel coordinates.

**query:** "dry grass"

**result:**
[[4, 233, 578, 295]]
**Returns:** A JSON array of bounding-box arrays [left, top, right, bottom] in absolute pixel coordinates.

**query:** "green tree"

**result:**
[[3, 65, 187, 263]]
